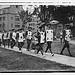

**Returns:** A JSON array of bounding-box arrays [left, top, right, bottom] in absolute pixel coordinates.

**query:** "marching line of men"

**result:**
[[0, 24, 72, 57]]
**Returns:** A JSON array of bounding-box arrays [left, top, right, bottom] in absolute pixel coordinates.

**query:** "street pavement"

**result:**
[[1, 40, 75, 68], [55, 39, 75, 45]]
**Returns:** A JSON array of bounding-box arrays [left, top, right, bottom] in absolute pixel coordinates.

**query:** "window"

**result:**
[[3, 23, 5, 27], [26, 26, 27, 28], [16, 5, 18, 8], [2, 10, 6, 14], [33, 23, 35, 26], [33, 28, 35, 30], [37, 26, 38, 27], [15, 25, 17, 28], [15, 15, 20, 21], [11, 17, 13, 20], [29, 24, 30, 26], [11, 23, 13, 27], [15, 17, 20, 21], [32, 19, 34, 21], [0, 24, 1, 27], [32, 23, 33, 25], [18, 25, 20, 27], [0, 17, 2, 21], [15, 25, 20, 28], [3, 17, 5, 21]]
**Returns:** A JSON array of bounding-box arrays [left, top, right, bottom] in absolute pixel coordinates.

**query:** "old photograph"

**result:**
[[0, 4, 75, 72]]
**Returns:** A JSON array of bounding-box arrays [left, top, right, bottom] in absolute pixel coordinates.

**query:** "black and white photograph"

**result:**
[[0, 1, 75, 73]]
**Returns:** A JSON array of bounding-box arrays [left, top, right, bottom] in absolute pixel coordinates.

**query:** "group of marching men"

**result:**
[[0, 24, 72, 56]]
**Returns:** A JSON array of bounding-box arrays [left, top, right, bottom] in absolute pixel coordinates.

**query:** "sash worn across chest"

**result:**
[[46, 29, 53, 41], [18, 33, 24, 42], [40, 31, 45, 43], [27, 31, 32, 39], [65, 29, 71, 41]]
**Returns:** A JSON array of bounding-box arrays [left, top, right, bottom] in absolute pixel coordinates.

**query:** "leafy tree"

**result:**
[[19, 10, 32, 29], [38, 5, 75, 26]]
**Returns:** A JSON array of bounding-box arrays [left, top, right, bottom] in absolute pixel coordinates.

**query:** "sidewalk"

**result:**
[[1, 45, 75, 67]]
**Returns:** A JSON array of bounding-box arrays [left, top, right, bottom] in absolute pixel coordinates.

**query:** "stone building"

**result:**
[[25, 15, 41, 33], [0, 5, 23, 31]]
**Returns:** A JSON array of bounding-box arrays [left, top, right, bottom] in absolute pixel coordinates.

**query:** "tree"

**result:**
[[19, 10, 32, 29], [38, 5, 75, 26]]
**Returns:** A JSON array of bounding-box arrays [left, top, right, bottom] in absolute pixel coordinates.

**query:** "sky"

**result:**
[[22, 5, 40, 14], [0, 5, 37, 14], [0, 5, 10, 9], [22, 5, 35, 14]]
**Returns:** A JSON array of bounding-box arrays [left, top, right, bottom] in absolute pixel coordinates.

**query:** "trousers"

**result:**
[[7, 39, 11, 48], [11, 38, 16, 48], [18, 42, 24, 50], [60, 40, 71, 56], [0, 39, 2, 46], [36, 43, 44, 55], [45, 41, 53, 54], [27, 39, 31, 50], [3, 39, 7, 47]]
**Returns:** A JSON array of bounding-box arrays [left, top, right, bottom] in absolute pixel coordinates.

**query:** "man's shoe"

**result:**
[[60, 52, 63, 55], [52, 53, 54, 56], [70, 54, 72, 57], [11, 47, 13, 49]]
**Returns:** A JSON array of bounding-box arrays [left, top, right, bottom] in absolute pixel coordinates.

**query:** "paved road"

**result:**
[[55, 39, 75, 45]]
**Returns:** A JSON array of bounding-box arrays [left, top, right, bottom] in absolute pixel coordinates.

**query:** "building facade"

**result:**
[[0, 5, 23, 31], [25, 15, 41, 33]]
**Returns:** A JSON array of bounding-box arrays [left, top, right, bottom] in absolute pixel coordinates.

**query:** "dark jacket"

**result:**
[[2, 33, 8, 39]]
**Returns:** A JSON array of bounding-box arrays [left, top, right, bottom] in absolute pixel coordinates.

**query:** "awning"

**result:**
[[50, 20, 59, 24], [65, 23, 73, 26], [39, 22, 45, 28]]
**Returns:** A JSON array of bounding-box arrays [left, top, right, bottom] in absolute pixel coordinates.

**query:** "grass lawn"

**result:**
[[51, 41, 75, 57], [0, 47, 75, 72]]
